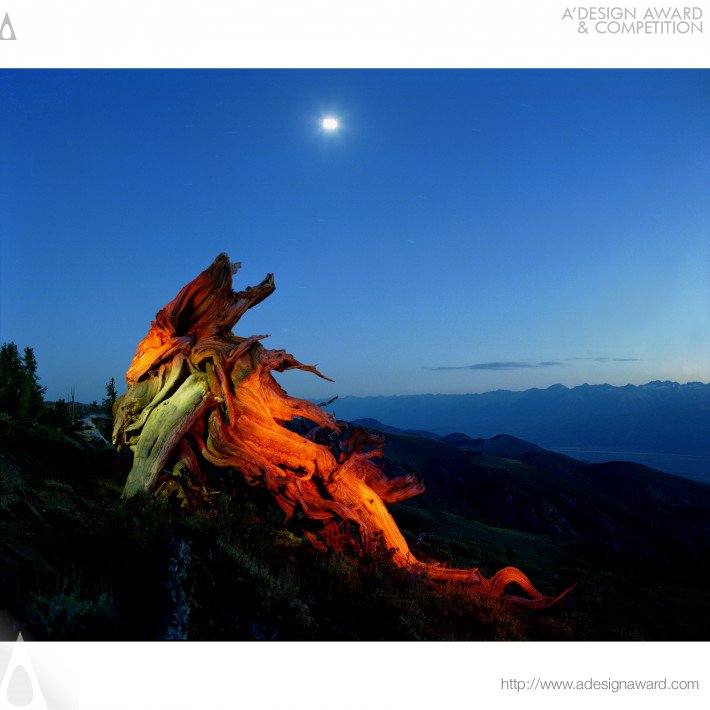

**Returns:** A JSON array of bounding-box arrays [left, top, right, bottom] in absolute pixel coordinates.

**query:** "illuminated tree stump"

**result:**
[[114, 254, 571, 608]]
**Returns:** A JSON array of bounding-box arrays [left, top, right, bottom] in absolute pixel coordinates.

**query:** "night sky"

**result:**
[[1, 70, 708, 402]]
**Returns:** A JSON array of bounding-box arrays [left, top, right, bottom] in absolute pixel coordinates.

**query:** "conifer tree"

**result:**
[[103, 377, 118, 415], [21, 347, 46, 417], [0, 342, 26, 415], [53, 398, 71, 426]]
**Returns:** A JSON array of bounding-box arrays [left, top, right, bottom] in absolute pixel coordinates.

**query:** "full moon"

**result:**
[[322, 116, 339, 131]]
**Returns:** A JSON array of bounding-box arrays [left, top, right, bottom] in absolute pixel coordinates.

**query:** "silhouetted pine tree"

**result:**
[[19, 347, 47, 419], [52, 398, 71, 426], [103, 377, 118, 416], [0, 342, 48, 421], [0, 342, 24, 414]]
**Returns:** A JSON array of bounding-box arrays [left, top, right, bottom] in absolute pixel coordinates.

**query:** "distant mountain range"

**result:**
[[327, 381, 710, 482]]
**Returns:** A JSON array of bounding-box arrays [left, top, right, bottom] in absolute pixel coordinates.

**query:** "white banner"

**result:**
[[0, 639, 708, 710], [0, 1, 708, 68]]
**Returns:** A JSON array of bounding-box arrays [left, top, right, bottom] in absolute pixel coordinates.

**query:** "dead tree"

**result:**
[[114, 254, 571, 608]]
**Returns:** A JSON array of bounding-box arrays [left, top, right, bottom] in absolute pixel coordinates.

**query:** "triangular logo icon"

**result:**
[[0, 634, 49, 709], [0, 13, 16, 41]]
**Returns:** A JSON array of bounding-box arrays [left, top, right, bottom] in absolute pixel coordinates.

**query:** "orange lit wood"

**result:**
[[114, 254, 572, 608]]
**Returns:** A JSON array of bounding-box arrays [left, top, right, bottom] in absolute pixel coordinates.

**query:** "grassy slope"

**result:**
[[1, 417, 708, 640], [384, 431, 710, 640]]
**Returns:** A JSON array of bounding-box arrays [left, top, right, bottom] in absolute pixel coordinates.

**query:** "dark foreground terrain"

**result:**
[[1, 414, 708, 640]]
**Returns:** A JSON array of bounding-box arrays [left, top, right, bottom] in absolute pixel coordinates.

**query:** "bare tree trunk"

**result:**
[[114, 254, 572, 608]]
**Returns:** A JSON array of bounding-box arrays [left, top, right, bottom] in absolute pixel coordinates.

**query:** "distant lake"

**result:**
[[550, 448, 710, 484]]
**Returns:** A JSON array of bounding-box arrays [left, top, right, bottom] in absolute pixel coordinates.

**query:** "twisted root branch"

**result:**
[[114, 254, 571, 608]]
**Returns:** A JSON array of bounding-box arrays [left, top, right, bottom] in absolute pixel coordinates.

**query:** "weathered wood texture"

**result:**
[[114, 254, 571, 607]]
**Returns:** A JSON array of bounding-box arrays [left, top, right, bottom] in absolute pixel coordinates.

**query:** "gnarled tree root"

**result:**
[[114, 253, 572, 608]]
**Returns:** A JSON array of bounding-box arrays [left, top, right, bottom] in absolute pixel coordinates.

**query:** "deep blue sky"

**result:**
[[1, 70, 708, 402]]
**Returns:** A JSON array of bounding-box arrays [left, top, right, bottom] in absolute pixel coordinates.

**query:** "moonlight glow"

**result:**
[[322, 116, 339, 131]]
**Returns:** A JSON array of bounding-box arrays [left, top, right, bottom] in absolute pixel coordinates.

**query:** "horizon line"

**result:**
[[305, 378, 710, 401]]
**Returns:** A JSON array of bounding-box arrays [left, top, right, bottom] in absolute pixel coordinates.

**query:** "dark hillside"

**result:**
[[1, 416, 708, 640]]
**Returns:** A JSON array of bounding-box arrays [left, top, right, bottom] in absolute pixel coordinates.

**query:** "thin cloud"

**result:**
[[429, 361, 563, 371], [567, 357, 641, 363]]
